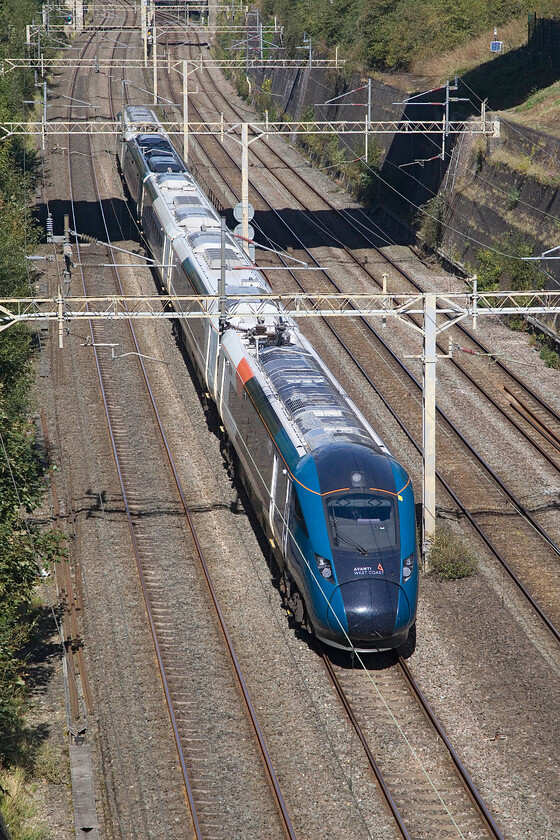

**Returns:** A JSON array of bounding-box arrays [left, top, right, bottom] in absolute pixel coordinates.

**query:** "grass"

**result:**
[[409, 18, 527, 82], [486, 147, 560, 187], [508, 77, 560, 135], [428, 526, 478, 580], [0, 767, 48, 840], [33, 742, 70, 786]]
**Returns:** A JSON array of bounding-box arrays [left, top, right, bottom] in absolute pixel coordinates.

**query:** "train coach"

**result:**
[[119, 105, 419, 652]]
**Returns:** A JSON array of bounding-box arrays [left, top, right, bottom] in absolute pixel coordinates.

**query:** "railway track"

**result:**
[[42, 8, 298, 838], [175, 29, 560, 463], [34, 6, 560, 839], [152, 34, 560, 644], [323, 650, 504, 840], [120, 15, 524, 840], [179, 38, 560, 475]]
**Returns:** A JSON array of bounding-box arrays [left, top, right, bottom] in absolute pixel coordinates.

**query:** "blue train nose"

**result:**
[[329, 579, 410, 640]]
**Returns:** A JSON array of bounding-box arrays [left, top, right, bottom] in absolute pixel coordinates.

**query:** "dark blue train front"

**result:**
[[287, 442, 418, 652]]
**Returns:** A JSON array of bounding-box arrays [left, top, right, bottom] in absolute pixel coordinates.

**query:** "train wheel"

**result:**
[[291, 590, 305, 625], [219, 428, 236, 479], [281, 571, 307, 629]]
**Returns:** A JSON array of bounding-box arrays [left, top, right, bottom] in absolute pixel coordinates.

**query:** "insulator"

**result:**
[[74, 231, 97, 244], [46, 213, 54, 242]]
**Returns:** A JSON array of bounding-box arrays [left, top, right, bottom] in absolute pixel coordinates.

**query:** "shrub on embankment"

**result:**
[[0, 1, 67, 837]]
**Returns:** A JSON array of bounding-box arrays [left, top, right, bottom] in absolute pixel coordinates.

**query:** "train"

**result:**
[[118, 105, 419, 652]]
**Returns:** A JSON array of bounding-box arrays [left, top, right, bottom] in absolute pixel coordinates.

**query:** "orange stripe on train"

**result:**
[[237, 357, 254, 384]]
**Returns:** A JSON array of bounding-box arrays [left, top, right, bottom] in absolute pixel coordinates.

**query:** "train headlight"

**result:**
[[315, 554, 333, 580], [402, 554, 415, 581]]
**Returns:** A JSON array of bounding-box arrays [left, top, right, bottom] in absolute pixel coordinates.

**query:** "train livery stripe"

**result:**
[[236, 357, 253, 385], [321, 476, 411, 499]]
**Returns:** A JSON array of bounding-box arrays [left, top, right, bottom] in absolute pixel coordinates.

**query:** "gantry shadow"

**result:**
[[35, 196, 137, 245]]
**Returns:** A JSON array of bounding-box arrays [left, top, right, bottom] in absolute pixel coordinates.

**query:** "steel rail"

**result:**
[[398, 657, 506, 840], [87, 20, 297, 839], [40, 408, 95, 719], [323, 649, 507, 840], [182, 39, 560, 464], [175, 53, 560, 645], [53, 6, 178, 835], [63, 11, 205, 838], [182, 71, 560, 555], [321, 653, 413, 840]]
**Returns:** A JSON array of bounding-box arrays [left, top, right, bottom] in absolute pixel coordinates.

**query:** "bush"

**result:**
[[539, 344, 560, 369], [508, 314, 527, 331], [475, 232, 543, 292], [417, 194, 447, 250], [255, 0, 529, 72], [428, 526, 478, 580], [507, 187, 521, 209]]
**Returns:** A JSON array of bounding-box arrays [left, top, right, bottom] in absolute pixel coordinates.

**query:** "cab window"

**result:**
[[293, 491, 309, 539], [326, 492, 397, 553]]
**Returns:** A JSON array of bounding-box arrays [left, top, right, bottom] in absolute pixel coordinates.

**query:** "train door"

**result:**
[[282, 480, 292, 556], [162, 237, 172, 291], [268, 456, 278, 530], [271, 461, 289, 545], [205, 323, 219, 396]]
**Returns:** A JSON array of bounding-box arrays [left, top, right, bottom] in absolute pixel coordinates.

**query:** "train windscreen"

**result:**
[[325, 492, 398, 554]]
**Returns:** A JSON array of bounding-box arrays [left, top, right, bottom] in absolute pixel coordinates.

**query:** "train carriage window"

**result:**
[[292, 491, 309, 539], [273, 466, 289, 540]]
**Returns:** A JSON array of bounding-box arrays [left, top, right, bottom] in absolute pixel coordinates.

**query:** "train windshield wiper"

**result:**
[[332, 514, 369, 556]]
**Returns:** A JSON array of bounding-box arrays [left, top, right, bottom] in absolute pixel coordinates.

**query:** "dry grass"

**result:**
[[0, 767, 48, 840], [504, 78, 560, 135], [410, 17, 527, 82], [488, 146, 560, 185], [428, 526, 478, 580]]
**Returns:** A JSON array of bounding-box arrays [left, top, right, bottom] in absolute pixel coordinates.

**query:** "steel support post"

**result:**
[[140, 0, 148, 67], [241, 122, 249, 255], [365, 77, 371, 162], [152, 25, 157, 104], [42, 81, 47, 152], [422, 292, 437, 565], [183, 59, 188, 162], [57, 286, 64, 348], [219, 217, 226, 320], [142, 0, 147, 66], [120, 79, 126, 136]]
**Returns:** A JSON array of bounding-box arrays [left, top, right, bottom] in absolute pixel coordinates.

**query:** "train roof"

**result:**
[[258, 343, 387, 454], [122, 114, 391, 461]]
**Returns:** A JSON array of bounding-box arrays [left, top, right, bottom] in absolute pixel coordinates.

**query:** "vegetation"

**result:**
[[488, 147, 560, 187], [417, 194, 447, 250], [474, 233, 543, 292], [256, 0, 560, 72], [539, 343, 560, 368], [0, 1, 68, 837], [428, 526, 478, 580], [0, 768, 47, 840]]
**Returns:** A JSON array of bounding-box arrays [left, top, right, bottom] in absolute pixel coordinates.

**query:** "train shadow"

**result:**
[[326, 623, 416, 672]]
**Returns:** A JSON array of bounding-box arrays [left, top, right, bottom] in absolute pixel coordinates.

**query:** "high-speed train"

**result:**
[[119, 106, 419, 652]]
